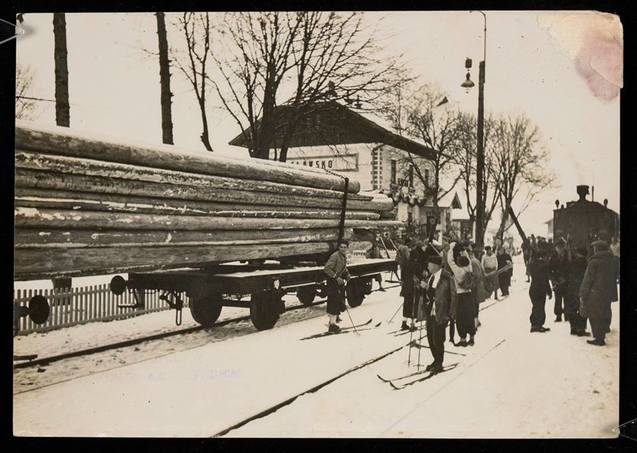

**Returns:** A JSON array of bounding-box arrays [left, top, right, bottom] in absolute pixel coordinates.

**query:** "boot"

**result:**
[[587, 339, 605, 346], [328, 323, 341, 334], [576, 331, 591, 337], [401, 321, 409, 331], [468, 336, 475, 346], [555, 315, 562, 322]]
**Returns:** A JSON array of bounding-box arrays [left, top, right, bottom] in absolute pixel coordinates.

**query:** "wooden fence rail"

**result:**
[[14, 285, 188, 335]]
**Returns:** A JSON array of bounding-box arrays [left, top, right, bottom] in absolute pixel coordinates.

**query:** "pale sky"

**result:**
[[15, 11, 621, 238]]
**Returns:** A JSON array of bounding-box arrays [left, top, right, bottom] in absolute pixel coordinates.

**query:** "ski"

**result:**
[[377, 367, 431, 383], [389, 363, 459, 390], [409, 342, 467, 356], [299, 318, 373, 341]]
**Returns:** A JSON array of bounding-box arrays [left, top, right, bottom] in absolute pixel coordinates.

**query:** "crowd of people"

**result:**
[[393, 236, 513, 372], [523, 235, 620, 346], [321, 230, 619, 373]]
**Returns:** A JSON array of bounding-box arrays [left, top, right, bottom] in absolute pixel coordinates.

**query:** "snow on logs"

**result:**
[[14, 122, 399, 280]]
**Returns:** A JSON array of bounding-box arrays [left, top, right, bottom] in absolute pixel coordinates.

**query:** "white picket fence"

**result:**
[[14, 285, 187, 335]]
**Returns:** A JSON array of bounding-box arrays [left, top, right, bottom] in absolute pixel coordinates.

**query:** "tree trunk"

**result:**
[[15, 124, 360, 193], [53, 13, 70, 127], [497, 204, 510, 241], [15, 227, 354, 248], [15, 187, 381, 220], [15, 169, 391, 211], [155, 12, 174, 145], [15, 207, 397, 231], [199, 97, 213, 151], [14, 242, 334, 280]]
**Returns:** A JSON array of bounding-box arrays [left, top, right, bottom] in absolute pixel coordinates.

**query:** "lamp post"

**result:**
[[461, 11, 487, 250]]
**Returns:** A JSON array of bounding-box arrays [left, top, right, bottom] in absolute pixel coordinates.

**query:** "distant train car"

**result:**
[[553, 185, 619, 251]]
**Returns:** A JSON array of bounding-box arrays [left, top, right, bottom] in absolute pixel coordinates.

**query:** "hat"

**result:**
[[457, 255, 470, 267], [427, 255, 443, 266]]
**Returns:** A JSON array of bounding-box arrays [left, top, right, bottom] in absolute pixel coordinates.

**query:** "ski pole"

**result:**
[[407, 281, 418, 366], [417, 294, 425, 370], [342, 286, 360, 336], [387, 298, 404, 324]]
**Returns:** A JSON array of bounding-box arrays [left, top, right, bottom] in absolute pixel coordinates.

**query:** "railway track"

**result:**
[[13, 283, 402, 370], [212, 294, 508, 437]]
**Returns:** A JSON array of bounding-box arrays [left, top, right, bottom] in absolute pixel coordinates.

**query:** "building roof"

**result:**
[[228, 100, 436, 160]]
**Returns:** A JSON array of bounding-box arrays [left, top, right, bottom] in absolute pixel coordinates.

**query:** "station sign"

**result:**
[[288, 153, 358, 172]]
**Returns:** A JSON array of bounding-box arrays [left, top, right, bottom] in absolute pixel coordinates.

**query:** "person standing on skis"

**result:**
[[323, 240, 351, 333]]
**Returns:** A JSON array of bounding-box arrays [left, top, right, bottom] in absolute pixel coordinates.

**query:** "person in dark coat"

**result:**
[[579, 240, 619, 346], [497, 247, 513, 296], [528, 244, 552, 332], [401, 240, 426, 331], [549, 239, 570, 322], [323, 241, 351, 333], [565, 246, 589, 336], [423, 255, 454, 373]]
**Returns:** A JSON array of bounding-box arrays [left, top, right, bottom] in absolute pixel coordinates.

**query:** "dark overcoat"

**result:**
[[579, 250, 619, 319]]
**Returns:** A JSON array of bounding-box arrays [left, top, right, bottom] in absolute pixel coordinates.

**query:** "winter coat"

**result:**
[[323, 251, 350, 281], [549, 252, 570, 293], [400, 246, 425, 299], [579, 250, 619, 318], [470, 256, 488, 304], [426, 269, 454, 326], [566, 255, 587, 299], [528, 259, 552, 299]]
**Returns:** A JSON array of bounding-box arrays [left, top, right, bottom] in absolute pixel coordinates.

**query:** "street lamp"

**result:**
[[461, 10, 487, 251]]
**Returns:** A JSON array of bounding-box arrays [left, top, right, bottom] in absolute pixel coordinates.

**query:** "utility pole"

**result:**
[[474, 11, 487, 250]]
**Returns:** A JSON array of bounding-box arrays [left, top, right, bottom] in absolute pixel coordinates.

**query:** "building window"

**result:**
[[424, 168, 430, 187], [390, 160, 397, 184], [408, 164, 414, 188]]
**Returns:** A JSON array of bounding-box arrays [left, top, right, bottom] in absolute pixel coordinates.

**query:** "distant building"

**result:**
[[229, 100, 464, 239], [545, 218, 554, 241]]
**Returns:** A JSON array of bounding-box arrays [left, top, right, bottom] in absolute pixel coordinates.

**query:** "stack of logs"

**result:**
[[14, 122, 399, 280]]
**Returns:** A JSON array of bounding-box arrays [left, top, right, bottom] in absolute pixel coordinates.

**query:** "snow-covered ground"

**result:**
[[13, 261, 619, 438]]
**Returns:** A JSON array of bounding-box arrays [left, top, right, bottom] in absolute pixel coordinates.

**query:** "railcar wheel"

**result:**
[[346, 280, 366, 308], [250, 291, 281, 330], [189, 291, 223, 327], [296, 286, 316, 306]]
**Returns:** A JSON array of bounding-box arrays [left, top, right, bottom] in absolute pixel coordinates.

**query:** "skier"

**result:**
[[549, 238, 570, 322], [579, 240, 619, 346], [528, 243, 552, 333], [423, 254, 453, 373], [323, 240, 351, 333], [446, 241, 475, 346]]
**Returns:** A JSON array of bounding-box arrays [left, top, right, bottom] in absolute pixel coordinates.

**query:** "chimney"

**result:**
[[576, 185, 589, 201]]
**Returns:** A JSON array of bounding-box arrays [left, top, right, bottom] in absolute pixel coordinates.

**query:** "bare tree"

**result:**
[[155, 12, 174, 145], [53, 13, 70, 127], [211, 12, 404, 160], [400, 86, 463, 208], [491, 114, 554, 239], [15, 64, 35, 120], [174, 12, 213, 151], [455, 112, 501, 236]]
